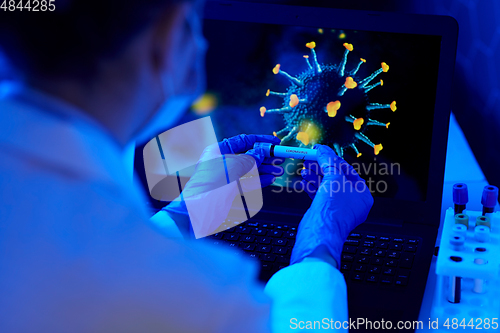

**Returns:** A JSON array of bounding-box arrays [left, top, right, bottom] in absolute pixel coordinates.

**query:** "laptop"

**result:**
[[156, 1, 457, 331]]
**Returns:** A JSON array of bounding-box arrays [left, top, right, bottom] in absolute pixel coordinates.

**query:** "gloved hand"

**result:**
[[214, 134, 285, 187], [291, 144, 374, 267], [162, 134, 284, 238], [300, 160, 324, 200]]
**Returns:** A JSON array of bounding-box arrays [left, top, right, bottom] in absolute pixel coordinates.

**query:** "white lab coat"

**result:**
[[0, 85, 348, 332]]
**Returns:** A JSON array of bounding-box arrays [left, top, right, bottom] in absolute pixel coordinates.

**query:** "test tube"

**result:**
[[448, 276, 462, 303], [453, 183, 468, 214], [473, 258, 488, 294], [481, 185, 498, 216], [473, 279, 485, 294], [447, 235, 465, 304], [253, 142, 318, 161]]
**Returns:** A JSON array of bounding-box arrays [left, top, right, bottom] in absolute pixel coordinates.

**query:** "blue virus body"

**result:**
[[260, 42, 397, 158]]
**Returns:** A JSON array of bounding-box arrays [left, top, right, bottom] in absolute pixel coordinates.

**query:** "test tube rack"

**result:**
[[431, 208, 500, 328]]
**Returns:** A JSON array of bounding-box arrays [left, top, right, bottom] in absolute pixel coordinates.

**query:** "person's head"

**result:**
[[0, 0, 206, 145]]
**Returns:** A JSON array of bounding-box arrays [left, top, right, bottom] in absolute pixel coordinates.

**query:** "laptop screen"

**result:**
[[180, 17, 442, 204]]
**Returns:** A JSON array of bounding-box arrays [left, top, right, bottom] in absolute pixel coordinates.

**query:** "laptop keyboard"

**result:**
[[341, 233, 419, 286], [207, 221, 296, 280], [206, 221, 419, 284]]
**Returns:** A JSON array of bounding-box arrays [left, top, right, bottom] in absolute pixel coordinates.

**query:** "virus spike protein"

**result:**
[[350, 58, 366, 76], [367, 118, 390, 129], [355, 132, 383, 155], [273, 64, 303, 86], [358, 62, 389, 88], [338, 77, 358, 97], [266, 89, 287, 97], [338, 43, 353, 77], [306, 41, 322, 73], [350, 143, 362, 158], [303, 55, 313, 70], [364, 80, 383, 92], [326, 101, 341, 118], [366, 101, 397, 112]]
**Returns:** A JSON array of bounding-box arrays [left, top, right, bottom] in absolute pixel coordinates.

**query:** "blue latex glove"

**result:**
[[161, 134, 284, 238], [291, 144, 374, 267], [300, 160, 324, 200], [217, 134, 285, 186]]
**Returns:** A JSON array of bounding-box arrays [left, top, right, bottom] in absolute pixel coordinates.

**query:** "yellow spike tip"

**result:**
[[374, 144, 383, 155], [353, 118, 364, 130], [390, 101, 397, 112], [266, 89, 270, 97], [296, 132, 310, 146], [306, 41, 316, 49], [327, 100, 341, 117], [381, 62, 389, 72], [273, 131, 277, 137], [339, 33, 346, 39], [345, 77, 357, 89], [272, 64, 281, 75], [318, 28, 324, 34], [303, 55, 309, 59], [360, 58, 366, 63], [386, 122, 390, 129], [260, 106, 266, 117], [380, 80, 383, 86], [357, 153, 362, 158], [343, 43, 353, 51], [289, 94, 299, 108]]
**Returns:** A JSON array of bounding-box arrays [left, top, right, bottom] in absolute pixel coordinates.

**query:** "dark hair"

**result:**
[[0, 0, 188, 79]]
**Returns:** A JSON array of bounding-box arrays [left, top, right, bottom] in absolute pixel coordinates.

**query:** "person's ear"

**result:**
[[150, 3, 190, 76]]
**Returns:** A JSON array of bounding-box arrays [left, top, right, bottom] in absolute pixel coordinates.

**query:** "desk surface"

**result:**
[[417, 113, 500, 330]]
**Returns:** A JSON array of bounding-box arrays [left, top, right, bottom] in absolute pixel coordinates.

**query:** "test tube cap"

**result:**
[[253, 142, 272, 158], [453, 183, 468, 205], [481, 185, 498, 208], [253, 142, 272, 150], [454, 213, 469, 227]]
